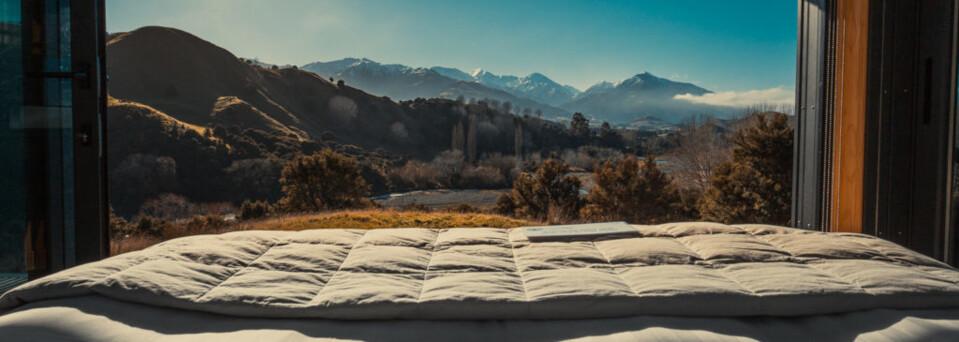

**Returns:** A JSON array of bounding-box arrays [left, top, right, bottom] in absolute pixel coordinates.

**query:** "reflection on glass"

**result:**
[[0, 0, 26, 287], [0, 0, 75, 290], [953, 60, 959, 264]]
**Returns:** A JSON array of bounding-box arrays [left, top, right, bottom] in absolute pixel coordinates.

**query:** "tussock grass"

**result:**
[[232, 209, 540, 231], [111, 209, 541, 255]]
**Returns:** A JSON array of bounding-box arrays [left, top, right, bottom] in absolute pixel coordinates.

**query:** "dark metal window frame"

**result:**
[[796, 0, 959, 265], [70, 0, 109, 265], [793, 0, 830, 232]]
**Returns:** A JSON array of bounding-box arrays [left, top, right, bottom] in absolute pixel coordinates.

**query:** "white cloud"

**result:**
[[674, 87, 794, 107]]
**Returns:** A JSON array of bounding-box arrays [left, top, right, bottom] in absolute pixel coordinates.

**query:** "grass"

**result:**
[[110, 209, 542, 255]]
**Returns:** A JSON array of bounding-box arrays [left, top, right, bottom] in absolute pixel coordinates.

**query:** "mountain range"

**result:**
[[301, 59, 733, 124]]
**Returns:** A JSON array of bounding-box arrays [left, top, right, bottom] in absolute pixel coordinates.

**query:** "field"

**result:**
[[110, 209, 542, 256]]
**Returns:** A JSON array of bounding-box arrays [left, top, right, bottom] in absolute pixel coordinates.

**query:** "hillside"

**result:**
[[108, 27, 436, 158], [105, 26, 610, 216]]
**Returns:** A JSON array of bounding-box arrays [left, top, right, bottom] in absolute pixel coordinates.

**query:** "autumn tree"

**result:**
[[497, 159, 583, 223], [698, 113, 793, 225], [582, 155, 681, 224], [278, 149, 371, 212]]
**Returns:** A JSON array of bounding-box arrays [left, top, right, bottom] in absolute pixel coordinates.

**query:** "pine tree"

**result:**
[[698, 113, 793, 224], [582, 155, 680, 223], [569, 112, 590, 138]]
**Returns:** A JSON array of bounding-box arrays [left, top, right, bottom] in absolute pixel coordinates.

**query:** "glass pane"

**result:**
[[0, 0, 26, 288], [104, 2, 796, 253], [953, 59, 959, 264], [0, 0, 74, 291]]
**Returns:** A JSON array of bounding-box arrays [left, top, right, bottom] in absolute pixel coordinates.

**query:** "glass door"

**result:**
[[0, 0, 107, 293]]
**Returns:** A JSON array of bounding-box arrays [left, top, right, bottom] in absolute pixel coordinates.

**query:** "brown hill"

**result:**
[[107, 26, 431, 157]]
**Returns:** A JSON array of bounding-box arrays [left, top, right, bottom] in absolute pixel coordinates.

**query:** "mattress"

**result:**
[[2, 222, 959, 321]]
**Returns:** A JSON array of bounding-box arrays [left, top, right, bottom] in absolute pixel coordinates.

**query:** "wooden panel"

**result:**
[[829, 0, 870, 233]]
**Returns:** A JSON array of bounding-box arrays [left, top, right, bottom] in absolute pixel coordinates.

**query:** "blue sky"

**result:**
[[106, 0, 796, 102]]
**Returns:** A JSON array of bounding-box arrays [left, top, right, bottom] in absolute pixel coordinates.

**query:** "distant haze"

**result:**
[[106, 0, 797, 105]]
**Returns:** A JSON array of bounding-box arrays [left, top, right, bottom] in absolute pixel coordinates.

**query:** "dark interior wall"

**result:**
[[862, 0, 957, 262]]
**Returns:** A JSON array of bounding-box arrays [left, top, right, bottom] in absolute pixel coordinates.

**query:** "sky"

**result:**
[[106, 0, 797, 105]]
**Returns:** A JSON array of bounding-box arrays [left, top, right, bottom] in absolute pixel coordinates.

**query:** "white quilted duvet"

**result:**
[[2, 222, 959, 320]]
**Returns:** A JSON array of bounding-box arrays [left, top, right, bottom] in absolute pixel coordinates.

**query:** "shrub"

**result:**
[[443, 203, 480, 213], [500, 159, 583, 223], [400, 202, 432, 212], [278, 149, 372, 212], [581, 155, 681, 224], [698, 113, 793, 224], [138, 193, 197, 221], [239, 200, 271, 220], [109, 206, 131, 238], [460, 165, 506, 189], [131, 215, 170, 238], [165, 214, 228, 240]]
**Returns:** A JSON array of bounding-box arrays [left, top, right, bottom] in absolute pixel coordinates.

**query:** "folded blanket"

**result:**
[[2, 222, 958, 320]]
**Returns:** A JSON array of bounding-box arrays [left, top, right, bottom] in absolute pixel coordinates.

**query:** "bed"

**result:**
[[2, 222, 959, 341]]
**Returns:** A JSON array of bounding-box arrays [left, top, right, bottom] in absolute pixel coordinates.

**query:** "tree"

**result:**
[[109, 154, 178, 215], [466, 118, 478, 163], [514, 123, 524, 160], [597, 122, 623, 148], [569, 112, 590, 138], [278, 149, 371, 212], [502, 101, 513, 114], [239, 200, 271, 220], [698, 113, 793, 225], [582, 155, 681, 224], [535, 109, 543, 118], [498, 159, 583, 223], [667, 119, 730, 193], [451, 121, 465, 152]]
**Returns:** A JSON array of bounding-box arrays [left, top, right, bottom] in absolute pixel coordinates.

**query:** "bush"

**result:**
[[278, 149, 372, 212], [500, 159, 583, 223], [131, 215, 170, 238], [443, 203, 480, 213], [400, 202, 431, 212], [698, 113, 793, 224], [138, 193, 196, 221], [239, 200, 271, 220], [581, 155, 681, 224], [165, 214, 227, 240]]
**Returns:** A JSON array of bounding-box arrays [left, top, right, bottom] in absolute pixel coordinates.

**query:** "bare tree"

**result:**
[[666, 120, 731, 193]]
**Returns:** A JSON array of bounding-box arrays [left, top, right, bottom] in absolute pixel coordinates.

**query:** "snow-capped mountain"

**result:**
[[431, 66, 474, 82], [301, 58, 570, 116], [444, 68, 581, 107], [302, 58, 734, 124], [562, 72, 735, 123]]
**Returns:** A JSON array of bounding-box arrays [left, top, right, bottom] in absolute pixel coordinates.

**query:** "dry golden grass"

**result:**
[[111, 209, 541, 256], [108, 96, 216, 140], [232, 209, 541, 231]]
